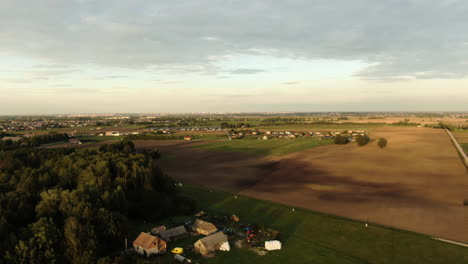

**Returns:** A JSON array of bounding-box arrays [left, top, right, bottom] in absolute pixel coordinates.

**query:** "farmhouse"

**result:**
[[194, 232, 228, 256], [133, 232, 167, 256], [158, 225, 189, 242], [193, 219, 217, 235]]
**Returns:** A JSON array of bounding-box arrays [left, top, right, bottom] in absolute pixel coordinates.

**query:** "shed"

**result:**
[[159, 225, 188, 242], [193, 219, 217, 236], [194, 232, 228, 256], [151, 225, 166, 235]]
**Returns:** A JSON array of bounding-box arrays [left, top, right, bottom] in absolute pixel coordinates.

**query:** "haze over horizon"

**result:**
[[1, 0, 468, 114]]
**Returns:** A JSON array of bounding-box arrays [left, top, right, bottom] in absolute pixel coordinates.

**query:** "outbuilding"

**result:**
[[192, 219, 217, 236], [159, 225, 189, 242]]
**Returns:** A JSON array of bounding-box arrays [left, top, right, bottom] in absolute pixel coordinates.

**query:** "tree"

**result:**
[[356, 134, 370, 146], [334, 134, 348, 145], [378, 138, 388, 149]]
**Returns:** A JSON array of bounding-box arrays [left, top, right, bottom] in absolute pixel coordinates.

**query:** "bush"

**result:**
[[356, 135, 370, 146], [334, 135, 348, 145], [378, 138, 388, 149]]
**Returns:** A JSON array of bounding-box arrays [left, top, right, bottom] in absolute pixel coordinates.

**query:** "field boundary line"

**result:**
[[432, 237, 468, 248], [445, 129, 468, 169]]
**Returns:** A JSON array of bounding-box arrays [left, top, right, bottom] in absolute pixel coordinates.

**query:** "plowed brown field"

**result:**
[[145, 128, 468, 243], [51, 127, 468, 242]]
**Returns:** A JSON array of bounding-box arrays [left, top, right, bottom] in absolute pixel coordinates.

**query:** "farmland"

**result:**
[[193, 137, 333, 156], [130, 185, 468, 264], [147, 127, 468, 244]]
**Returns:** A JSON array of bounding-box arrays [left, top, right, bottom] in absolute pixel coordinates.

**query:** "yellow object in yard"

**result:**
[[171, 247, 184, 254]]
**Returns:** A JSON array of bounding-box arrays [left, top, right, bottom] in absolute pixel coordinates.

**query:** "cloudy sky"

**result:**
[[1, 0, 467, 114]]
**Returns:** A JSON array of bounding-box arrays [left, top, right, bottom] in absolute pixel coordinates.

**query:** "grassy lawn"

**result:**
[[78, 135, 124, 143], [130, 186, 468, 264], [192, 138, 332, 156], [255, 123, 386, 131]]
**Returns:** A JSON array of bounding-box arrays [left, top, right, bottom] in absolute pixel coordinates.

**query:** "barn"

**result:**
[[158, 225, 189, 242], [194, 232, 228, 256], [192, 219, 217, 236]]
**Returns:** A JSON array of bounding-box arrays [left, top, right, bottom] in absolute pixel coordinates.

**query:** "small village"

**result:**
[[132, 211, 282, 263]]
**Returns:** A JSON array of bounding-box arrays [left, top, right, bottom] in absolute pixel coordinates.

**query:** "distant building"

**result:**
[[68, 138, 82, 145], [105, 131, 120, 136], [194, 232, 228, 256], [1, 136, 22, 142], [184, 136, 192, 141], [192, 219, 217, 236], [133, 232, 167, 256]]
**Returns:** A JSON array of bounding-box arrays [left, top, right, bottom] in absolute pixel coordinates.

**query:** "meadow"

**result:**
[[255, 122, 386, 131], [193, 137, 333, 156], [131, 185, 468, 264]]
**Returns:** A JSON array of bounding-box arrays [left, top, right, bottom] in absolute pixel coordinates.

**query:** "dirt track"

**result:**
[[147, 128, 468, 243]]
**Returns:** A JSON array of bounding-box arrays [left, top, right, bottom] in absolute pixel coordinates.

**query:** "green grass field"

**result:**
[[255, 123, 386, 131], [130, 186, 468, 264], [461, 143, 468, 155], [78, 135, 124, 143], [193, 138, 332, 156]]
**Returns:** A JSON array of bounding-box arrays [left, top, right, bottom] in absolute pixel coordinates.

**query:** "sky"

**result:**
[[0, 0, 468, 114]]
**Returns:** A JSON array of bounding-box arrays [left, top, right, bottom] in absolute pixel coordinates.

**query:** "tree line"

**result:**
[[0, 140, 195, 263]]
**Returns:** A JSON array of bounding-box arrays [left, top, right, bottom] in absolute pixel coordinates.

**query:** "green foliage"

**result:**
[[392, 120, 420, 126], [0, 141, 195, 263], [378, 138, 388, 149], [334, 134, 348, 145], [356, 134, 370, 146]]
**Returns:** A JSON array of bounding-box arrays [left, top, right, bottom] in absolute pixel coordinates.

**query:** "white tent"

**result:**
[[265, 240, 282, 251], [219, 241, 230, 251]]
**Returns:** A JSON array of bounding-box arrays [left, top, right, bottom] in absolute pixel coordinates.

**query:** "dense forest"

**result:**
[[0, 141, 195, 263], [0, 133, 69, 148]]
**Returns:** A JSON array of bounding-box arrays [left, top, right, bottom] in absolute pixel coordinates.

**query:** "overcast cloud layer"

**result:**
[[1, 1, 468, 114], [1, 0, 468, 79]]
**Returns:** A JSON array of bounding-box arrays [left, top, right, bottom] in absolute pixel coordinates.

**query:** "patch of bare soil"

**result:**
[[132, 140, 278, 192]]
